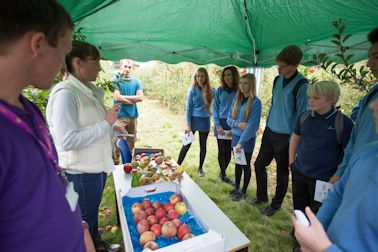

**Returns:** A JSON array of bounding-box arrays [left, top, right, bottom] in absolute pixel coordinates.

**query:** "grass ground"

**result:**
[[99, 98, 296, 252]]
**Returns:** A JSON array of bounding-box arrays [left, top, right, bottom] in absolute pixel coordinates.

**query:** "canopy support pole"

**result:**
[[243, 0, 257, 66]]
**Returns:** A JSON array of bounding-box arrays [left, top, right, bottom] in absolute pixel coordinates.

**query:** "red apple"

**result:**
[[150, 223, 161, 237], [137, 219, 150, 234], [141, 153, 147, 157], [143, 241, 159, 250], [177, 224, 191, 240], [161, 221, 177, 238], [164, 202, 174, 212], [134, 210, 147, 224], [145, 207, 155, 216], [131, 203, 144, 214], [152, 202, 163, 209], [172, 218, 183, 228], [169, 194, 183, 205], [142, 199, 152, 209], [147, 215, 159, 225], [182, 233, 196, 240], [167, 210, 179, 220], [165, 161, 172, 166], [159, 217, 169, 225], [155, 207, 166, 219], [139, 231, 155, 246], [123, 163, 133, 174], [135, 155, 141, 161], [174, 202, 187, 216]]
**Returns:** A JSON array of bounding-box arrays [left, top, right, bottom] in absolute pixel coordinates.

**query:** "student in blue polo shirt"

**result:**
[[227, 74, 262, 201], [178, 68, 214, 177], [252, 45, 309, 216], [213, 66, 239, 185], [289, 81, 353, 214]]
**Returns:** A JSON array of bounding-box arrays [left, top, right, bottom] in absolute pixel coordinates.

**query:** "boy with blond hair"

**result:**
[[289, 81, 354, 214]]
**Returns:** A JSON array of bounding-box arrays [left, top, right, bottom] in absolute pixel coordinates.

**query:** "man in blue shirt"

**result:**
[[252, 46, 309, 216], [112, 59, 143, 161]]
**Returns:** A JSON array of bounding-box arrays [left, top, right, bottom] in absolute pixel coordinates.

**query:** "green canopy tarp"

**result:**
[[59, 0, 378, 67]]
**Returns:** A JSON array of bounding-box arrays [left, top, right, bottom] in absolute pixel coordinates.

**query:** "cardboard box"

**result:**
[[134, 147, 164, 157], [118, 182, 226, 252]]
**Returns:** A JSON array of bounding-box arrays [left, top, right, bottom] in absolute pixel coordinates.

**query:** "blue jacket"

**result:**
[[335, 83, 378, 177], [227, 97, 262, 147], [350, 83, 378, 122], [112, 75, 142, 118], [266, 72, 309, 135], [213, 87, 237, 129], [186, 86, 213, 126], [317, 141, 378, 252]]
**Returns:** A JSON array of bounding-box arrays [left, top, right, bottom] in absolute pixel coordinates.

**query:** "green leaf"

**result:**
[[342, 34, 353, 43], [339, 25, 346, 35], [345, 54, 354, 63], [331, 40, 341, 46], [332, 34, 340, 40], [332, 20, 339, 28], [335, 54, 344, 60]]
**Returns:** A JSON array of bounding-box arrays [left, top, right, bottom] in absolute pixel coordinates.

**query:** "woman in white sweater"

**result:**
[[46, 41, 120, 251]]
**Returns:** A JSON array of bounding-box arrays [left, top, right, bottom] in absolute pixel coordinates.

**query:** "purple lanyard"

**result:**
[[0, 100, 61, 174]]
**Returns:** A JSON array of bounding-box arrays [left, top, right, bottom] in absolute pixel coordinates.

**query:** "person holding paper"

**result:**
[[289, 81, 353, 214], [227, 74, 262, 201], [213, 66, 239, 185], [178, 68, 214, 177]]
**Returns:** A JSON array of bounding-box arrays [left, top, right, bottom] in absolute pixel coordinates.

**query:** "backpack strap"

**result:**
[[334, 110, 344, 147], [299, 111, 312, 129], [292, 78, 309, 113], [362, 88, 378, 113], [272, 76, 280, 91]]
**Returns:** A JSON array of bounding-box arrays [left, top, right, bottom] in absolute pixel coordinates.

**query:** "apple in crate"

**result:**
[[145, 207, 155, 216], [177, 224, 191, 240], [144, 241, 159, 250], [131, 203, 144, 214], [169, 194, 183, 205], [174, 202, 187, 215], [164, 202, 174, 212], [152, 202, 162, 209], [123, 163, 133, 174], [142, 199, 152, 209], [147, 215, 159, 225], [167, 210, 179, 220], [161, 221, 177, 238], [140, 231, 156, 246], [182, 233, 196, 240], [155, 207, 166, 219], [137, 219, 150, 234], [172, 218, 183, 228], [159, 217, 169, 225], [134, 210, 147, 223], [150, 223, 162, 237]]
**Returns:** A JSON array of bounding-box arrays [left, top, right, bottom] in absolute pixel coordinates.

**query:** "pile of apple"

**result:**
[[123, 152, 184, 186], [130, 193, 195, 250]]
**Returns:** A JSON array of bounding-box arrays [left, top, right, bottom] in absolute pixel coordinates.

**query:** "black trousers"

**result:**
[[178, 131, 209, 170], [235, 151, 253, 194], [217, 139, 232, 176], [291, 169, 322, 214], [254, 127, 290, 208]]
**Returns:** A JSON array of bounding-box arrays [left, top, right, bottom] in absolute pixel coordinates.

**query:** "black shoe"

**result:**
[[292, 244, 301, 252], [229, 188, 239, 196], [198, 169, 205, 177], [260, 205, 280, 216], [220, 174, 235, 185], [232, 191, 246, 201], [249, 198, 268, 206], [95, 239, 122, 252]]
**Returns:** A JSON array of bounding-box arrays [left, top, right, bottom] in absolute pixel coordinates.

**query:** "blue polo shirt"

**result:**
[[112, 75, 142, 118], [186, 86, 214, 126], [293, 108, 354, 180], [0, 96, 85, 252]]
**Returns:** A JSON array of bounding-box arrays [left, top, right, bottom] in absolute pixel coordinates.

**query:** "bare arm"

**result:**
[[289, 133, 301, 166], [116, 89, 144, 103], [113, 90, 133, 104]]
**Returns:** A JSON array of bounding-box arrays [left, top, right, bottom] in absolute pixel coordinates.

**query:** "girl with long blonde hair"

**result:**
[[227, 73, 262, 201], [178, 68, 214, 177]]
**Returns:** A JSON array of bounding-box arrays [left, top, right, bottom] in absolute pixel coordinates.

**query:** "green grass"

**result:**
[[100, 99, 296, 252]]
